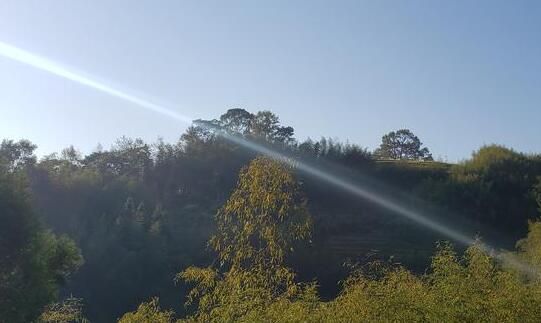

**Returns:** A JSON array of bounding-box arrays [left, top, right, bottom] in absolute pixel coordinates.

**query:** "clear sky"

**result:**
[[0, 1, 539, 162]]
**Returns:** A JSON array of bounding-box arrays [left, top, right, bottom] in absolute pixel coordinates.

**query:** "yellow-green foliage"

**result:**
[[125, 236, 541, 321], [39, 297, 88, 323], [451, 145, 526, 183], [209, 156, 312, 270], [323, 242, 541, 323], [179, 266, 312, 323], [178, 157, 313, 322], [122, 156, 541, 323], [118, 298, 175, 323], [189, 242, 541, 322], [516, 220, 541, 271], [173, 236, 541, 322]]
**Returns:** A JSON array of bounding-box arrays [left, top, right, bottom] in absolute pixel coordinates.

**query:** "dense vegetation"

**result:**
[[1, 108, 541, 322], [123, 212, 541, 322], [120, 157, 541, 322], [0, 141, 83, 322]]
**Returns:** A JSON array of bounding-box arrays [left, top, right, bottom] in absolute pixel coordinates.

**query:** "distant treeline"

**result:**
[[1, 108, 540, 322]]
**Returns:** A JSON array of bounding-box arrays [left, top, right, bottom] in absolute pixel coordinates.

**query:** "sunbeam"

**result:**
[[0, 41, 193, 124], [0, 40, 535, 276]]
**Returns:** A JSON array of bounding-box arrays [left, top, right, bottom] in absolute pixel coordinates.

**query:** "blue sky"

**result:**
[[0, 1, 539, 162]]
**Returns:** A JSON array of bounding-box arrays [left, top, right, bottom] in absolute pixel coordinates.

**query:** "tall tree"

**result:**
[[250, 111, 280, 141], [374, 129, 432, 161], [0, 169, 83, 322], [0, 139, 37, 172], [179, 157, 312, 322], [219, 108, 254, 135], [209, 157, 312, 270]]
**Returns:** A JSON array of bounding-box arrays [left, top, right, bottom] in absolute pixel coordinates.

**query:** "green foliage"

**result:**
[[374, 129, 433, 161], [0, 139, 37, 172], [170, 150, 541, 322], [210, 157, 312, 269], [297, 137, 372, 166], [39, 297, 88, 323], [179, 157, 313, 322], [219, 108, 254, 135], [0, 165, 83, 323], [515, 219, 541, 271], [190, 108, 296, 146], [118, 298, 175, 323], [181, 239, 541, 322], [179, 266, 310, 322], [4, 109, 540, 322], [442, 145, 541, 233]]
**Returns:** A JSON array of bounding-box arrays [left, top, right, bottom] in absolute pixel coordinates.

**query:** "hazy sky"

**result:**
[[0, 1, 539, 162]]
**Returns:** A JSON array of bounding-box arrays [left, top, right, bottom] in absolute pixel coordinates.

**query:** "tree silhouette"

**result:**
[[374, 129, 432, 161]]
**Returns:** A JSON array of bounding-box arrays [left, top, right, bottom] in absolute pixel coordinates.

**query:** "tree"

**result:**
[[185, 109, 295, 148], [250, 111, 280, 141], [249, 111, 295, 144], [219, 108, 254, 135], [443, 145, 541, 233], [83, 137, 151, 177], [60, 146, 82, 166], [274, 126, 295, 145], [374, 129, 432, 161], [0, 169, 83, 322], [179, 157, 313, 322], [39, 297, 88, 323], [118, 298, 174, 323], [0, 139, 37, 172], [210, 157, 312, 270]]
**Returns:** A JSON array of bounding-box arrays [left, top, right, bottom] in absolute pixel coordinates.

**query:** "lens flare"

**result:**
[[0, 41, 192, 124], [0, 40, 536, 276]]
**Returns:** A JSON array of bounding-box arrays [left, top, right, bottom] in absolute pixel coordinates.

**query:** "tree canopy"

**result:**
[[176, 157, 313, 322], [374, 129, 433, 161], [2, 109, 541, 322], [0, 151, 83, 323], [122, 155, 541, 323]]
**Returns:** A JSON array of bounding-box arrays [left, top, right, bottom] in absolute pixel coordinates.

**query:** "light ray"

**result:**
[[0, 40, 536, 276], [0, 41, 192, 124]]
